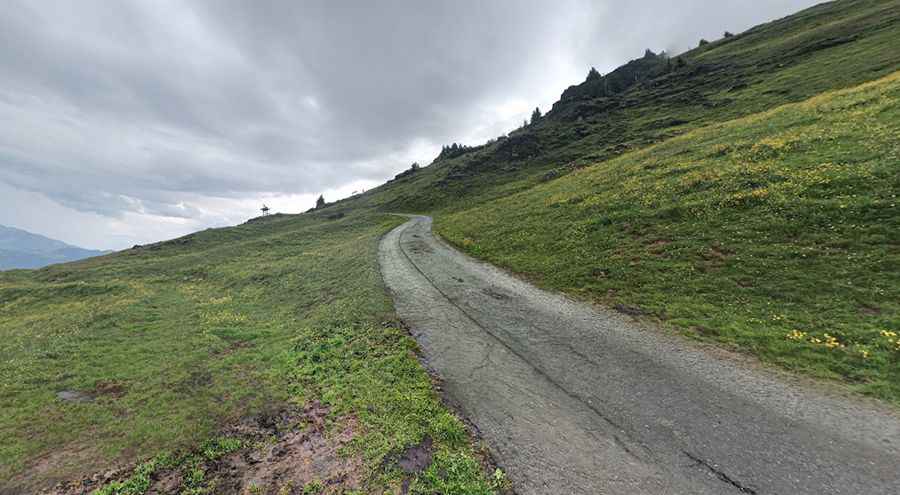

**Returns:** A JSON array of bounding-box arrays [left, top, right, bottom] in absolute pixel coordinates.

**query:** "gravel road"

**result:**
[[378, 215, 900, 495]]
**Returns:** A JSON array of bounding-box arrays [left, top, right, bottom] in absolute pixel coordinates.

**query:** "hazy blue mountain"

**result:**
[[0, 225, 111, 270]]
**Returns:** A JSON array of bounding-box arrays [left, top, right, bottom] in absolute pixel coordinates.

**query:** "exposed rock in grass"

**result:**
[[613, 304, 646, 317], [55, 390, 93, 403], [540, 169, 561, 182]]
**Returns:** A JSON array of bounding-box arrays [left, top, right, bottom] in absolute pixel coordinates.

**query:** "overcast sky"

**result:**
[[1, 0, 819, 250]]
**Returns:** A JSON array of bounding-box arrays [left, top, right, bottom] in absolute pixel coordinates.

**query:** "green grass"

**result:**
[[3, 0, 900, 490], [341, 0, 900, 405], [90, 437, 245, 495], [437, 71, 900, 403], [0, 212, 498, 493], [352, 0, 900, 216]]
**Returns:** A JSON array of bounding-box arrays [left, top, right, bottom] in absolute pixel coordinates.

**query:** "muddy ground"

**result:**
[[39, 401, 429, 495]]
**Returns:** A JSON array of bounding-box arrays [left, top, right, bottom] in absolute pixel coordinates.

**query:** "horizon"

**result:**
[[4, 2, 899, 492], [2, 0, 819, 250]]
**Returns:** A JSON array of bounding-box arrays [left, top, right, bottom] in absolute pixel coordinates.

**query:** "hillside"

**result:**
[[2, 0, 899, 492], [0, 213, 502, 493], [0, 225, 110, 270], [349, 0, 900, 402], [354, 0, 899, 214], [439, 71, 900, 402]]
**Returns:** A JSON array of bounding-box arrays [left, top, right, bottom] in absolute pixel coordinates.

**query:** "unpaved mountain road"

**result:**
[[379, 215, 900, 495]]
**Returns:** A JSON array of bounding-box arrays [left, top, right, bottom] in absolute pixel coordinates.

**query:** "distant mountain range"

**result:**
[[0, 225, 111, 270]]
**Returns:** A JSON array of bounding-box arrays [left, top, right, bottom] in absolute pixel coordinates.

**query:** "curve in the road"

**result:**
[[378, 215, 900, 495]]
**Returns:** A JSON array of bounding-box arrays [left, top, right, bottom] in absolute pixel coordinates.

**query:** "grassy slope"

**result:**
[[0, 212, 500, 493], [356, 0, 900, 215], [438, 72, 900, 402], [3, 0, 900, 491], [345, 0, 900, 402]]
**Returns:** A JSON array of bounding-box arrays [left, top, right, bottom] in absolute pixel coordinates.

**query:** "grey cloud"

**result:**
[[0, 0, 818, 248]]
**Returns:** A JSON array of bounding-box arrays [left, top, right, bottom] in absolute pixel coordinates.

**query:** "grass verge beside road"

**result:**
[[438, 72, 900, 404], [0, 212, 501, 494]]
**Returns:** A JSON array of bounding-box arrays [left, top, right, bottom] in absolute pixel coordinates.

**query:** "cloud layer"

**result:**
[[0, 0, 817, 249]]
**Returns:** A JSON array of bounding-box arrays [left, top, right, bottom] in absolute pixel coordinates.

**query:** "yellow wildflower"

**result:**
[[822, 333, 843, 349]]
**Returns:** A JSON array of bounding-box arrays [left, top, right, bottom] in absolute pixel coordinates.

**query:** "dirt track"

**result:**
[[379, 215, 900, 495]]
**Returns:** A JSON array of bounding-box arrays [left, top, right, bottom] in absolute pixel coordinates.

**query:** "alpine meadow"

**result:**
[[2, 0, 899, 494]]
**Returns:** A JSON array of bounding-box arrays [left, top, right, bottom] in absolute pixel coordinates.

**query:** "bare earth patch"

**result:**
[[40, 402, 366, 495], [194, 405, 364, 494], [5, 444, 105, 495]]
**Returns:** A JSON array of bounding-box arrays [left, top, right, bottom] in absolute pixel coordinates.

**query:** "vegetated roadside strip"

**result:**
[[380, 215, 900, 495], [438, 70, 900, 404], [0, 213, 501, 494]]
